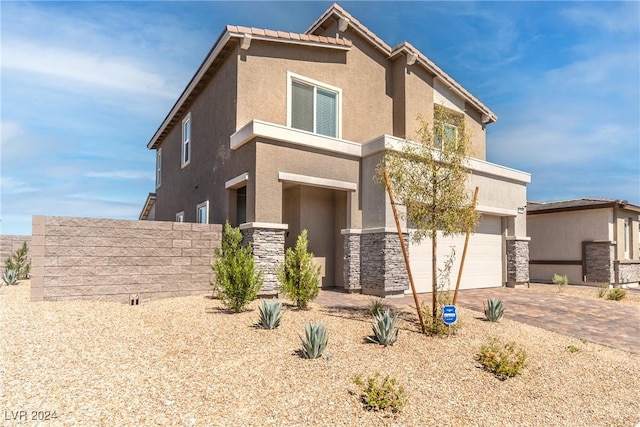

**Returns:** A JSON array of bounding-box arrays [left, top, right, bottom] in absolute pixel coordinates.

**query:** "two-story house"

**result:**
[[140, 3, 531, 297]]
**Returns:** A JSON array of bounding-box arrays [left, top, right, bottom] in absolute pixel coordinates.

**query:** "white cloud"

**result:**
[[2, 40, 173, 98], [85, 171, 153, 180], [561, 3, 640, 35], [0, 177, 38, 195]]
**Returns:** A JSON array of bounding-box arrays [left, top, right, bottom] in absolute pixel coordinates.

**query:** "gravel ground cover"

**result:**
[[529, 283, 640, 307], [2, 282, 639, 426]]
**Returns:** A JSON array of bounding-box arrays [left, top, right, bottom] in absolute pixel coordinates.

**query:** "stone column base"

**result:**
[[360, 231, 409, 297], [342, 230, 361, 292], [240, 223, 287, 297], [506, 238, 530, 288]]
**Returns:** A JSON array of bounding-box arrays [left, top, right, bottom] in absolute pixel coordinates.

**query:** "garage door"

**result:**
[[408, 215, 503, 293]]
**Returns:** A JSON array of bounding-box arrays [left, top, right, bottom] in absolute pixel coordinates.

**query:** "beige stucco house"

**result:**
[[528, 198, 640, 286], [141, 3, 531, 296]]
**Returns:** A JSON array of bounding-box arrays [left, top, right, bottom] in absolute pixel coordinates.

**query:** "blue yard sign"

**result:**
[[442, 305, 458, 325]]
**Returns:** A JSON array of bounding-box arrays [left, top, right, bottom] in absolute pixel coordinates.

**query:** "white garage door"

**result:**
[[408, 215, 503, 293]]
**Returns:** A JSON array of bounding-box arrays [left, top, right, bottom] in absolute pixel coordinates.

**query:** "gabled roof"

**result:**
[[527, 198, 640, 215], [307, 3, 498, 124], [139, 193, 156, 220], [147, 3, 497, 150]]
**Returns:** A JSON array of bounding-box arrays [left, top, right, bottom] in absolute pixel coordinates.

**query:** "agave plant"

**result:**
[[367, 308, 399, 346], [257, 300, 283, 329], [2, 269, 18, 286], [299, 322, 328, 359], [484, 298, 504, 322]]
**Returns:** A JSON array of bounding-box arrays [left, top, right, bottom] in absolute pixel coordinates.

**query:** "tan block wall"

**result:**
[[0, 235, 31, 272], [31, 216, 221, 303]]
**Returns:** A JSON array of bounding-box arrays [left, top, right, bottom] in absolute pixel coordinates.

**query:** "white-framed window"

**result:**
[[196, 201, 209, 224], [176, 211, 184, 223], [182, 113, 191, 168], [435, 122, 458, 149], [624, 217, 630, 259], [287, 72, 341, 139], [155, 148, 162, 188]]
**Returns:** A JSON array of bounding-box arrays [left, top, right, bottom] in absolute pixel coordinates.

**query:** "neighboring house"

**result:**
[[528, 198, 640, 286], [141, 3, 531, 296]]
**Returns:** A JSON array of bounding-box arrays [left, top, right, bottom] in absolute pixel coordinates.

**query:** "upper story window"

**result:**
[[182, 113, 191, 168], [155, 148, 162, 189], [288, 72, 341, 139], [196, 201, 209, 224], [434, 105, 463, 149], [435, 123, 458, 149], [176, 211, 184, 223]]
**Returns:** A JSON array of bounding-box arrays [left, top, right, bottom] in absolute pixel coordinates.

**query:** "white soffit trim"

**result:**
[[230, 119, 361, 157], [239, 222, 289, 230], [225, 172, 249, 189], [278, 172, 357, 191], [476, 205, 518, 216], [362, 135, 531, 184]]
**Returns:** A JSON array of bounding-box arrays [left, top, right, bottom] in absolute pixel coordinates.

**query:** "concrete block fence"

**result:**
[[1, 234, 31, 272], [31, 216, 221, 303]]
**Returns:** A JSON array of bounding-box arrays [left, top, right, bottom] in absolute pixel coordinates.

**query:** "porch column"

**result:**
[[240, 222, 288, 297]]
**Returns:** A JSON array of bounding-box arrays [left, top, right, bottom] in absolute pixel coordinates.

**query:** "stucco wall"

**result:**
[[528, 208, 611, 261], [154, 45, 239, 223], [31, 216, 221, 303], [1, 235, 31, 273]]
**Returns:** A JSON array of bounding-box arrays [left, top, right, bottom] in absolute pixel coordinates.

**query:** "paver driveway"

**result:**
[[316, 286, 640, 355]]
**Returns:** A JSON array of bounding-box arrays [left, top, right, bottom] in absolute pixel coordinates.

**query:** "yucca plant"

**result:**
[[368, 299, 392, 317], [367, 308, 399, 346], [2, 269, 18, 286], [483, 298, 504, 322], [257, 300, 283, 329], [299, 322, 328, 359]]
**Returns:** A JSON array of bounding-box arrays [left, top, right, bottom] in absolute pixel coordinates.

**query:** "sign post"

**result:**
[[441, 305, 458, 336]]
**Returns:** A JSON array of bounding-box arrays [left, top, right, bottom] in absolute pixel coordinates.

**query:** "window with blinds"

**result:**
[[290, 78, 339, 138]]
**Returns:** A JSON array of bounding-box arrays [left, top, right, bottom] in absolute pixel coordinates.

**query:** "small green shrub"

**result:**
[[367, 308, 399, 346], [476, 338, 527, 380], [606, 287, 627, 301], [4, 242, 30, 280], [552, 273, 568, 291], [368, 298, 392, 317], [567, 345, 580, 353], [483, 298, 504, 322], [257, 300, 282, 329], [278, 230, 321, 309], [299, 322, 328, 359], [2, 269, 18, 286], [596, 282, 609, 298], [212, 222, 263, 313], [354, 373, 406, 413]]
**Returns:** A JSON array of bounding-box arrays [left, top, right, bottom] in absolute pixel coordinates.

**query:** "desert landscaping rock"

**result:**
[[2, 281, 639, 426]]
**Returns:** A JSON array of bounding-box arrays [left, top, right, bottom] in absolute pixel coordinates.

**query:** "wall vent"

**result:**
[[130, 294, 140, 306]]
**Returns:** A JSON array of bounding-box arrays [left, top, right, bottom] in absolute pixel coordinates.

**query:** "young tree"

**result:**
[[278, 230, 321, 309], [212, 222, 263, 313], [377, 107, 479, 330]]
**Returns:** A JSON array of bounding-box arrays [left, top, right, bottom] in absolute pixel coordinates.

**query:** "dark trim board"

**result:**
[[529, 260, 583, 265]]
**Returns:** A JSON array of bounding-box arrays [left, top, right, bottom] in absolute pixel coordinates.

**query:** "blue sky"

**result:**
[[1, 1, 638, 235]]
